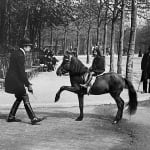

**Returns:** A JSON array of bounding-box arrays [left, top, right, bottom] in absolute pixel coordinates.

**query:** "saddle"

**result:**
[[83, 72, 105, 84], [81, 72, 105, 95]]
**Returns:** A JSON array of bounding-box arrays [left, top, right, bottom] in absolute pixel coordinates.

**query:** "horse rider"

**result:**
[[5, 37, 43, 125], [81, 46, 105, 94], [141, 46, 150, 93]]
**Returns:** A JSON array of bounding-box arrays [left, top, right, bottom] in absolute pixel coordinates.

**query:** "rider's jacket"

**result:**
[[90, 55, 105, 76]]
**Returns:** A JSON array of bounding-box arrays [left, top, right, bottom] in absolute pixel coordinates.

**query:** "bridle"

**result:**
[[57, 54, 72, 76]]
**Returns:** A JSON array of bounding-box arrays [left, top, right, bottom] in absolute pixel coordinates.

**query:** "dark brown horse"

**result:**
[[55, 54, 138, 124]]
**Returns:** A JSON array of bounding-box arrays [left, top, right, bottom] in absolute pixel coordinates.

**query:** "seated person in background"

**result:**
[[81, 46, 105, 94], [52, 56, 59, 70]]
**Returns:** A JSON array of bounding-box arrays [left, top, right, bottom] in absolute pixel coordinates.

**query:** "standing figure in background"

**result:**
[[46, 50, 53, 71], [5, 37, 43, 125], [141, 46, 150, 93], [81, 46, 105, 94], [43, 48, 49, 66], [138, 49, 142, 57], [52, 55, 59, 70]]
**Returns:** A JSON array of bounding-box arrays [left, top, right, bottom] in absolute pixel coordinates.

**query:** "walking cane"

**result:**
[[31, 93, 38, 101], [28, 89, 38, 100], [137, 81, 141, 92], [137, 72, 143, 92], [29, 92, 47, 120]]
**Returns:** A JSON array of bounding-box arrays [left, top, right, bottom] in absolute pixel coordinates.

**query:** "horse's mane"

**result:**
[[69, 56, 88, 75]]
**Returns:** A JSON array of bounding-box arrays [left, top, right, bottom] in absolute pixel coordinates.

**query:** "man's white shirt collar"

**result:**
[[20, 48, 25, 56]]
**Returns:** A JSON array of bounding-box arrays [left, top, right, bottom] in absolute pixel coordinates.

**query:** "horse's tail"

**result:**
[[124, 78, 138, 115]]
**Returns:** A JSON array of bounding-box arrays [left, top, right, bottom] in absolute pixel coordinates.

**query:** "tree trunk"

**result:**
[[86, 25, 91, 64], [103, 1, 108, 56], [96, 23, 100, 45], [50, 26, 53, 46], [5, 0, 10, 47], [64, 27, 67, 53], [54, 34, 59, 55], [126, 0, 137, 81], [38, 29, 41, 49], [24, 1, 30, 39], [103, 21, 107, 56], [0, 0, 7, 49], [110, 19, 115, 72], [76, 29, 80, 56], [117, 0, 125, 75]]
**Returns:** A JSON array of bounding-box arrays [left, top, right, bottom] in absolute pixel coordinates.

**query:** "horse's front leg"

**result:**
[[55, 86, 79, 102], [76, 94, 84, 121]]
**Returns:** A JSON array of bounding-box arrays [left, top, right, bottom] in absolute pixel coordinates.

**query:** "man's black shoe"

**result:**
[[7, 117, 21, 122], [31, 117, 43, 125]]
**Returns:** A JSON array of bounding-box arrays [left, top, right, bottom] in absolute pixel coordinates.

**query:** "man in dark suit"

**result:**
[[141, 46, 150, 93], [5, 38, 43, 125]]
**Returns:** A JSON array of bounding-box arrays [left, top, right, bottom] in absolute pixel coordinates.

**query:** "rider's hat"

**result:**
[[19, 37, 33, 48], [94, 46, 103, 56]]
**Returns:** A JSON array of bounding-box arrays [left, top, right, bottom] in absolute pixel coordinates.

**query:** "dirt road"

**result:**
[[0, 100, 150, 150]]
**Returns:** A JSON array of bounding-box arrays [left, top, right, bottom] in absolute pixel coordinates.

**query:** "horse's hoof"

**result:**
[[112, 120, 118, 124], [55, 94, 60, 102], [75, 117, 83, 121], [112, 119, 119, 124]]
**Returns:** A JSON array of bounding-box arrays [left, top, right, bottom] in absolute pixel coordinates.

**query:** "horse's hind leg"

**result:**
[[110, 93, 124, 124]]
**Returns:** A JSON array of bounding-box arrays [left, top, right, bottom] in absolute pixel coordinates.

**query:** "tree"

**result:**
[[109, 0, 121, 72], [126, 0, 137, 81], [117, 0, 125, 74], [90, 0, 105, 45], [71, 2, 86, 56], [0, 0, 8, 51], [103, 1, 109, 56], [83, 1, 94, 63]]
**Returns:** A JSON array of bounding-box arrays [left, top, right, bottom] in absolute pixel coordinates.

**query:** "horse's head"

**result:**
[[57, 51, 88, 77], [56, 53, 71, 76]]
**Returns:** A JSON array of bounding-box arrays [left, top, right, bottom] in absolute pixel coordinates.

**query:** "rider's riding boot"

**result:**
[[23, 94, 43, 125], [143, 80, 147, 93], [7, 100, 22, 122], [148, 83, 150, 93], [81, 72, 93, 94]]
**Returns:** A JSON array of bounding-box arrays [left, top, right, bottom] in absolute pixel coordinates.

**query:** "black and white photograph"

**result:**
[[0, 0, 150, 149]]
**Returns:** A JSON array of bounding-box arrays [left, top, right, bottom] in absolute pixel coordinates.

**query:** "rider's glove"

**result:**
[[28, 85, 33, 94]]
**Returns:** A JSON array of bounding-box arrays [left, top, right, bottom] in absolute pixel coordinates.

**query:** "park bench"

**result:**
[[0, 78, 4, 90]]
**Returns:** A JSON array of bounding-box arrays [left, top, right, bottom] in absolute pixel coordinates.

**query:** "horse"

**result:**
[[55, 54, 138, 124]]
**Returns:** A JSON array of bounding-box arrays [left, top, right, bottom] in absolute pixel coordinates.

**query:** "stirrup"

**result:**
[[80, 84, 88, 88], [87, 86, 91, 95]]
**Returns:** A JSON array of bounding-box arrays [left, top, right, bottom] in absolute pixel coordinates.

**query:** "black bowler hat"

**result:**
[[19, 37, 33, 48]]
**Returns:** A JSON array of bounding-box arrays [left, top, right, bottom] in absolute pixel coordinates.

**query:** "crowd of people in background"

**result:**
[[39, 48, 58, 72]]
